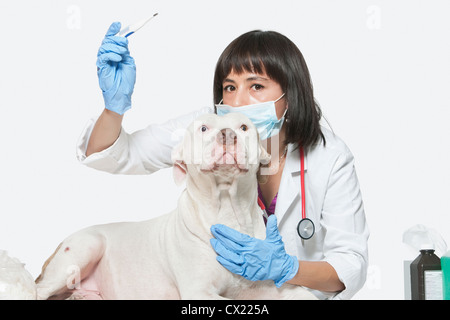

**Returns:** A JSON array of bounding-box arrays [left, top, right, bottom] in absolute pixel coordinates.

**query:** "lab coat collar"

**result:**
[[274, 143, 307, 224]]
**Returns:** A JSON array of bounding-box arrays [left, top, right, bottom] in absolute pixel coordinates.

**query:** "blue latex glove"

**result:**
[[210, 215, 299, 288], [96, 22, 136, 115]]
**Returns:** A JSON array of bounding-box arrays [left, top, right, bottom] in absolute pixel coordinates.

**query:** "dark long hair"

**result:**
[[213, 30, 325, 151]]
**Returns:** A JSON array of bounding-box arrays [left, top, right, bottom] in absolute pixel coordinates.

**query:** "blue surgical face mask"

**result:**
[[215, 93, 286, 140]]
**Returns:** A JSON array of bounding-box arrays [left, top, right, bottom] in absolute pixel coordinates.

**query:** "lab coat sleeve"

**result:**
[[76, 107, 213, 174], [321, 149, 370, 300]]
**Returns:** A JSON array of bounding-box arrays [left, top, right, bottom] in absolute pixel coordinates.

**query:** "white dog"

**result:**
[[35, 113, 316, 300]]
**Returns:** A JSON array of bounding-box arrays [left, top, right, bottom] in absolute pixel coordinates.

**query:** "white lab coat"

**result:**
[[76, 107, 369, 300]]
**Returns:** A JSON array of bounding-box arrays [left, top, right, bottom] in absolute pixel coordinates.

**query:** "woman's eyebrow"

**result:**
[[246, 76, 269, 82], [223, 76, 270, 84]]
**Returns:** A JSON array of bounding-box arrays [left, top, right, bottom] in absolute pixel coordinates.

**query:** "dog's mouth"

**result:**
[[200, 151, 249, 173]]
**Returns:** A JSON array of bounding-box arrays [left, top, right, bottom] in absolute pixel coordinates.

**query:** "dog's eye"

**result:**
[[201, 125, 208, 132], [240, 124, 248, 132]]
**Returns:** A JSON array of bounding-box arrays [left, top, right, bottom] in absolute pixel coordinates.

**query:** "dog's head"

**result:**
[[172, 113, 270, 187]]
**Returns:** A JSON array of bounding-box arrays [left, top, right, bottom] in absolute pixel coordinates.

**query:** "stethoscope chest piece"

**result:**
[[297, 218, 315, 240]]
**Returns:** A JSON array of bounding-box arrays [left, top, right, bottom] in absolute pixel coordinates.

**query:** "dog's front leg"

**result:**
[[175, 263, 233, 300]]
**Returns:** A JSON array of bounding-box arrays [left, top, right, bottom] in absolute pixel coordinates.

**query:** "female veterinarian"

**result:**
[[77, 22, 369, 300]]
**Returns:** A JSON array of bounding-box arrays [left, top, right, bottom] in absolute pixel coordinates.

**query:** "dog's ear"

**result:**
[[172, 143, 187, 186], [259, 145, 271, 166], [173, 161, 187, 186], [257, 145, 271, 184]]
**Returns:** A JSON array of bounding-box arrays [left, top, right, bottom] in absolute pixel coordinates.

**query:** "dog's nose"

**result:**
[[217, 128, 237, 145]]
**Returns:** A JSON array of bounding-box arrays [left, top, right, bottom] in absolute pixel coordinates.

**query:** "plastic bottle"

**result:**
[[410, 244, 442, 300], [442, 250, 450, 300]]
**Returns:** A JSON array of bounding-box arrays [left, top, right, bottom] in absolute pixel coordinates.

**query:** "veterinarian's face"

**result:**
[[221, 70, 287, 120]]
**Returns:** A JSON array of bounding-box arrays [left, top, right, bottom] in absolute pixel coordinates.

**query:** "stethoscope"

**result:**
[[296, 147, 315, 240], [257, 147, 315, 240]]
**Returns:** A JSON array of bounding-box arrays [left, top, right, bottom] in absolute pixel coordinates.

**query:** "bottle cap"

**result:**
[[420, 243, 435, 250]]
